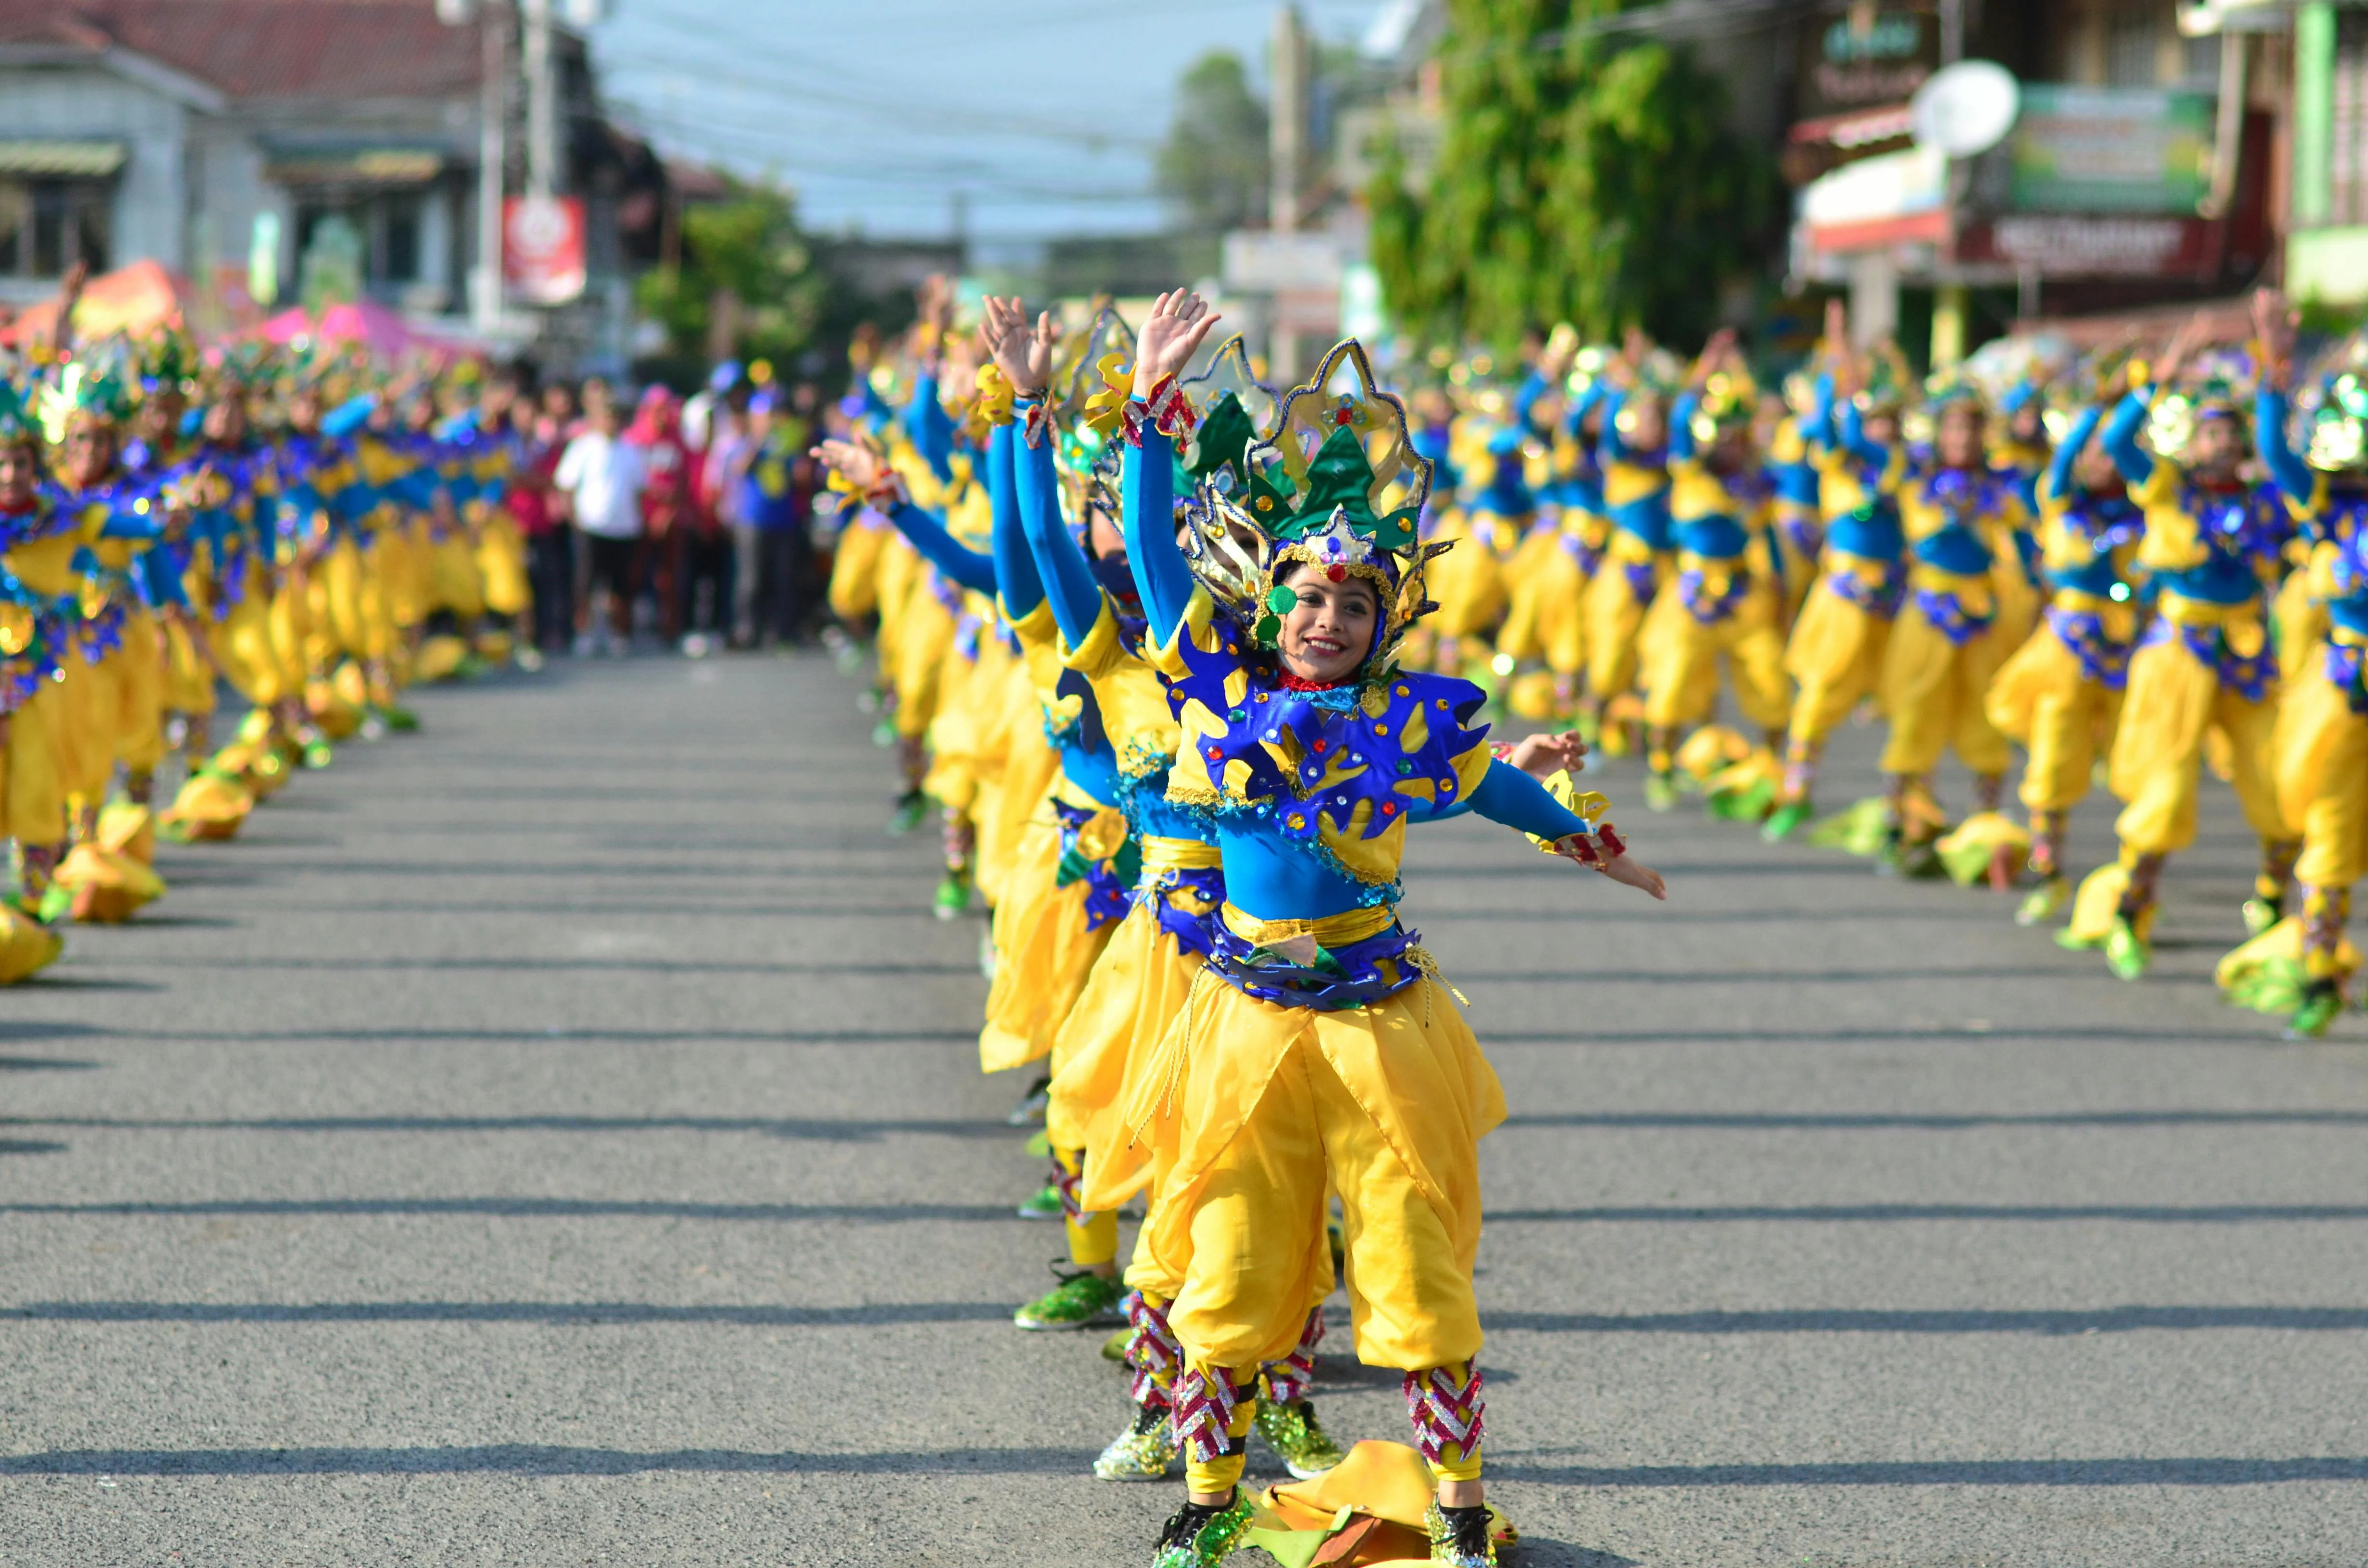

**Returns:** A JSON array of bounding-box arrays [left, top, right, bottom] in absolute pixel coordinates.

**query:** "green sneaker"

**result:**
[[301, 736, 334, 770], [1761, 798, 1813, 842], [2243, 896, 2284, 937], [1094, 1404, 1177, 1482], [1014, 1266, 1125, 1330], [871, 717, 898, 748], [1016, 1184, 1064, 1220], [35, 882, 74, 927], [2288, 980, 2345, 1040], [2105, 916, 2152, 981], [888, 789, 927, 835], [379, 704, 419, 733], [1425, 1500, 1499, 1568], [1152, 1493, 1257, 1568], [1642, 771, 1678, 813], [1024, 1130, 1052, 1159], [932, 869, 972, 920], [1254, 1397, 1344, 1480], [2016, 876, 2070, 928]]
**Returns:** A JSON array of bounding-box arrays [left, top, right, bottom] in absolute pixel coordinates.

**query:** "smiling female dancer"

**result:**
[[1107, 291, 1665, 1568]]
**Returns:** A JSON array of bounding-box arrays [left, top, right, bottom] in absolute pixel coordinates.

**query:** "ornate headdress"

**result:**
[[1052, 304, 1137, 530], [1180, 339, 1441, 672], [1689, 365, 1758, 443], [2295, 332, 2368, 474], [0, 374, 38, 452], [36, 354, 131, 442], [2148, 344, 2257, 457]]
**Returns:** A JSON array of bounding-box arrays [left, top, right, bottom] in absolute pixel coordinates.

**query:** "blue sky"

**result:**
[[589, 0, 1392, 247]]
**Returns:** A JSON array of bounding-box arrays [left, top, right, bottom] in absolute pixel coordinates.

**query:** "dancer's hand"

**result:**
[[1132, 289, 1221, 401], [2252, 287, 2296, 390], [811, 438, 884, 493], [1505, 730, 1587, 779], [1601, 851, 1667, 900]]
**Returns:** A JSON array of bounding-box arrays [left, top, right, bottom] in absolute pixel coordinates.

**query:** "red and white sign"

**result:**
[[1801, 144, 1949, 255], [503, 195, 586, 306], [1953, 215, 2214, 278]]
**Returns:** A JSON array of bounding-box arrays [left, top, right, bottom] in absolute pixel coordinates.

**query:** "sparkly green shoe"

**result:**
[[1094, 1404, 1177, 1482], [35, 881, 74, 927], [1253, 1397, 1344, 1480], [1425, 1501, 1497, 1567], [301, 735, 334, 770], [1642, 771, 1678, 813], [1761, 798, 1813, 842], [1016, 1184, 1063, 1220], [1100, 1325, 1133, 1363], [2288, 980, 2345, 1041], [888, 789, 927, 835], [2105, 916, 2152, 981], [2015, 876, 2070, 928], [377, 704, 419, 733], [1151, 1493, 1256, 1568], [1006, 1075, 1051, 1126], [2243, 895, 2284, 937], [932, 869, 972, 920], [871, 717, 897, 747], [1014, 1266, 1125, 1330]]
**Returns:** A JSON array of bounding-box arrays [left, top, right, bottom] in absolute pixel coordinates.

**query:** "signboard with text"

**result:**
[[2008, 86, 2213, 214], [1795, 4, 1937, 122], [1954, 215, 2215, 277]]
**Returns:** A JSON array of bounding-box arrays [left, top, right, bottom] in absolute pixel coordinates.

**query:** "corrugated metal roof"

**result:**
[[0, 2, 482, 101], [0, 139, 129, 177]]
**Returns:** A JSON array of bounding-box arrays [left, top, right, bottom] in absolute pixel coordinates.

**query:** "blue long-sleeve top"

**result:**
[[2044, 404, 2104, 505], [2257, 388, 2318, 514], [984, 419, 1042, 623], [902, 373, 956, 486], [1595, 387, 1673, 552], [2102, 389, 2271, 605], [885, 500, 995, 596], [1120, 421, 1610, 920]]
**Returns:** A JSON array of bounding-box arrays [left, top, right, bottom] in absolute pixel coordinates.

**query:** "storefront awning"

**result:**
[[0, 140, 129, 178]]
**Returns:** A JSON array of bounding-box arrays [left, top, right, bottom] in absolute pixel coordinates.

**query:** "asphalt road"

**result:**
[[3, 653, 2366, 1568]]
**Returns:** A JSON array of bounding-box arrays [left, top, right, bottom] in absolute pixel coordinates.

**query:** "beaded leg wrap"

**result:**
[[940, 808, 974, 875], [1404, 1360, 1485, 1481], [2028, 809, 2067, 880], [1051, 1151, 1085, 1224], [1172, 1365, 1257, 1493], [2116, 849, 2166, 932], [2258, 837, 2304, 911], [124, 770, 154, 808], [1125, 1289, 1183, 1413], [1973, 771, 2005, 812], [19, 842, 58, 900], [1259, 1304, 1324, 1407], [1779, 734, 1822, 804], [2304, 886, 2354, 983]]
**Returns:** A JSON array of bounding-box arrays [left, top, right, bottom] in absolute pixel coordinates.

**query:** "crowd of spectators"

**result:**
[[507, 361, 831, 658]]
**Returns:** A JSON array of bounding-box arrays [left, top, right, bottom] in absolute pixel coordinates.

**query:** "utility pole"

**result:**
[[523, 0, 557, 198], [475, 4, 506, 329], [1268, 3, 1308, 382]]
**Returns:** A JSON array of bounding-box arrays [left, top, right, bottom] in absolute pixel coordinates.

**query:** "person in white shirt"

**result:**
[[553, 391, 648, 655]]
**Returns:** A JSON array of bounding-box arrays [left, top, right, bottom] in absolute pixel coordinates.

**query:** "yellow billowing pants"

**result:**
[[1876, 587, 2014, 778], [74, 613, 168, 786], [1583, 543, 1664, 702], [160, 616, 218, 717], [1132, 910, 1502, 1381], [0, 678, 68, 845], [1783, 562, 1894, 744], [479, 512, 530, 619], [1986, 610, 2128, 814], [1639, 575, 1788, 732], [977, 781, 1116, 1073], [2108, 618, 2285, 857], [430, 533, 486, 620], [2276, 653, 2368, 892]]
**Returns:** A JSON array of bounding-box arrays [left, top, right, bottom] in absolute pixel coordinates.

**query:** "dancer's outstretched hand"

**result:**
[[1601, 851, 1667, 901], [1505, 730, 1588, 780], [811, 437, 884, 493], [1132, 289, 1221, 401]]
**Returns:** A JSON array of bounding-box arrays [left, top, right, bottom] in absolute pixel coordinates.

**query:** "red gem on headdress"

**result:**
[[1326, 563, 1346, 582]]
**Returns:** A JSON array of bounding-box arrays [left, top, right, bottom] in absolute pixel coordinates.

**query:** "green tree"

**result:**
[[635, 181, 827, 371], [1369, 0, 1771, 350], [1156, 50, 1270, 265]]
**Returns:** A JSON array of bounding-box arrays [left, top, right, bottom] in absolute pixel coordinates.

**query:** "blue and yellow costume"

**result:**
[[2219, 359, 2368, 1034], [1986, 401, 2144, 920], [2069, 378, 2297, 978], [1112, 342, 1637, 1541]]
